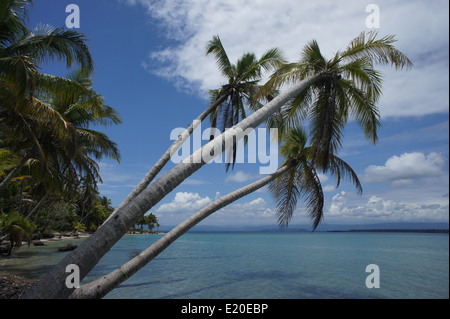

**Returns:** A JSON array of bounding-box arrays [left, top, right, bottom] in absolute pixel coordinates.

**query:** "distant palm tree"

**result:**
[[70, 126, 360, 298], [206, 35, 285, 170], [0, 211, 34, 256], [105, 35, 284, 220], [24, 32, 412, 299]]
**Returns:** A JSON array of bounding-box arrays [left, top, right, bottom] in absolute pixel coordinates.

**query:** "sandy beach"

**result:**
[[33, 232, 90, 242], [0, 232, 91, 299], [0, 231, 162, 299]]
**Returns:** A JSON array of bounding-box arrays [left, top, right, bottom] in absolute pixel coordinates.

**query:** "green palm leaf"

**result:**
[[336, 31, 413, 70]]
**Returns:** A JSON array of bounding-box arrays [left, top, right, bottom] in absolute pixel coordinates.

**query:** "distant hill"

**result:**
[[158, 222, 449, 233], [316, 222, 449, 232], [327, 229, 448, 233]]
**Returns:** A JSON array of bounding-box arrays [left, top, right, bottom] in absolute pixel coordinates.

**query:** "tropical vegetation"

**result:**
[[0, 0, 123, 255], [0, 0, 413, 300], [33, 31, 411, 299]]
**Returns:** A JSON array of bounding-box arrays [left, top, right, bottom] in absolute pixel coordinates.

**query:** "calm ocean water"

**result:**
[[1, 232, 448, 299]]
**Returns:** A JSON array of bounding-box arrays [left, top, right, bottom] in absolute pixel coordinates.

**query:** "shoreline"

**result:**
[[30, 231, 164, 244], [0, 231, 164, 299], [35, 232, 91, 243], [326, 229, 449, 233]]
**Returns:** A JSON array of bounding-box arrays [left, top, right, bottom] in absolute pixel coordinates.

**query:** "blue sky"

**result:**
[[28, 0, 449, 229]]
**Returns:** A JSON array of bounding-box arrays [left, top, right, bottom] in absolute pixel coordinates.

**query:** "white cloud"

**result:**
[[214, 197, 275, 220], [156, 192, 212, 213], [362, 152, 447, 184], [317, 173, 329, 184], [123, 0, 448, 118], [225, 171, 257, 183], [327, 191, 449, 223], [155, 192, 277, 225], [323, 185, 337, 193]]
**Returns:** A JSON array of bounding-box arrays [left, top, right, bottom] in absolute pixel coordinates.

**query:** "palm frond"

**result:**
[[308, 83, 345, 169], [240, 47, 286, 83], [205, 35, 233, 78], [340, 57, 383, 102], [0, 0, 30, 46], [337, 31, 413, 70], [327, 154, 363, 194], [0, 55, 38, 95], [7, 23, 93, 70], [269, 165, 300, 227], [300, 39, 327, 73], [76, 128, 121, 163], [34, 72, 94, 106], [339, 79, 381, 144], [299, 162, 324, 230]]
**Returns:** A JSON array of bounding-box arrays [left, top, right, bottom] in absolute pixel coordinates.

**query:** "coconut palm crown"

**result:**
[[206, 35, 285, 170], [269, 126, 362, 230], [263, 31, 413, 171]]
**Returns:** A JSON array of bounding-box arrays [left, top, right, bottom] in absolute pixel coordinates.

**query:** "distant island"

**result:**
[[327, 229, 449, 233]]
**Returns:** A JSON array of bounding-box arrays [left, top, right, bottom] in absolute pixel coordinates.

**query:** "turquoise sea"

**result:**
[[1, 232, 448, 299]]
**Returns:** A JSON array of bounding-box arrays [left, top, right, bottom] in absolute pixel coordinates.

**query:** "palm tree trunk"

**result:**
[[21, 74, 321, 299], [18, 179, 25, 214], [0, 155, 30, 191], [103, 93, 228, 224], [26, 193, 48, 219], [70, 162, 293, 299]]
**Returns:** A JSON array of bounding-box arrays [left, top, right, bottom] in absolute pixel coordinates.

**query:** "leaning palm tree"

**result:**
[[269, 126, 361, 229], [69, 127, 360, 298], [23, 32, 412, 299], [105, 35, 284, 221]]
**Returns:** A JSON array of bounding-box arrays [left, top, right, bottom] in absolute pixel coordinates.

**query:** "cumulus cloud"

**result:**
[[122, 0, 448, 118], [215, 197, 275, 221], [362, 152, 447, 184], [328, 191, 449, 222], [155, 192, 276, 225], [156, 192, 212, 213]]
